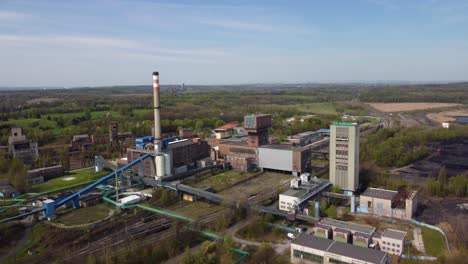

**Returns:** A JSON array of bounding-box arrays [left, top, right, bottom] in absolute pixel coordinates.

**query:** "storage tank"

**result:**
[[155, 154, 165, 178], [164, 152, 172, 176]]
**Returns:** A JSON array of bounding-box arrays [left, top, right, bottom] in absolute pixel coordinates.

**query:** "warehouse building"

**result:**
[[329, 122, 359, 192], [28, 165, 64, 182], [358, 187, 418, 220], [291, 233, 389, 264], [288, 131, 323, 146], [258, 144, 311, 176]]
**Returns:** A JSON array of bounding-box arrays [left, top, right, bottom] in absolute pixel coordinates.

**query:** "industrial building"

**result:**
[[214, 123, 239, 139], [8, 126, 38, 165], [377, 229, 407, 255], [0, 180, 18, 198], [279, 174, 331, 213], [358, 187, 418, 220], [288, 131, 323, 146], [210, 114, 312, 174], [329, 122, 359, 192], [314, 218, 376, 239], [258, 144, 311, 175], [28, 165, 64, 182], [291, 233, 389, 264], [313, 218, 407, 257]]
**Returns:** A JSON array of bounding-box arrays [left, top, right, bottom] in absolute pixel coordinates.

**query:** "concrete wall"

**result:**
[[359, 196, 393, 217], [259, 147, 293, 172], [279, 194, 299, 211]]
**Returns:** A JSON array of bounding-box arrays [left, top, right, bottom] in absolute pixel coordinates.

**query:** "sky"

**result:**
[[1, 0, 468, 87]]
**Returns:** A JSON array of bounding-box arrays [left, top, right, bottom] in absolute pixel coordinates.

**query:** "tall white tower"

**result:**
[[329, 122, 359, 192]]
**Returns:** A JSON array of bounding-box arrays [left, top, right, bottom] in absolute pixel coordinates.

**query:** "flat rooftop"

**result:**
[[361, 188, 398, 200], [382, 229, 407, 241], [319, 218, 376, 235], [293, 233, 334, 251], [281, 188, 309, 198], [293, 234, 387, 264], [259, 144, 304, 151], [327, 239, 387, 264]]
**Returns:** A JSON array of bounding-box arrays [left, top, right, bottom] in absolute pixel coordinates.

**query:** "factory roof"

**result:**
[[289, 131, 320, 139], [382, 229, 407, 241], [327, 239, 388, 264], [292, 233, 334, 251], [293, 234, 387, 264], [259, 144, 304, 151], [334, 228, 351, 234], [319, 218, 376, 235], [354, 232, 372, 238], [214, 123, 239, 131], [281, 188, 309, 198], [361, 188, 398, 201]]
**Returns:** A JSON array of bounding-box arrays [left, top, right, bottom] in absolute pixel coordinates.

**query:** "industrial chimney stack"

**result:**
[[153, 71, 162, 153]]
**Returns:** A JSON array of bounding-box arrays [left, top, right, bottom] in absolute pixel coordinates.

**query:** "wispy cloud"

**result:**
[[0, 34, 228, 57], [197, 18, 317, 34]]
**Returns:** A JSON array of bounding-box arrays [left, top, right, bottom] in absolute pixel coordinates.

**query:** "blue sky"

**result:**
[[1, 0, 468, 86]]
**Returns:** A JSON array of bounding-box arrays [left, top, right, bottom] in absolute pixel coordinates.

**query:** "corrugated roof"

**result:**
[[361, 188, 397, 200]]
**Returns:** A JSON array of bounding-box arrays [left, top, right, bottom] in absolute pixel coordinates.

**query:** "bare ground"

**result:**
[[369, 103, 460, 113], [427, 109, 468, 123]]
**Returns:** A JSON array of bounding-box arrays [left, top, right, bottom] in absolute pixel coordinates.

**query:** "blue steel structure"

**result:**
[[43, 153, 152, 218]]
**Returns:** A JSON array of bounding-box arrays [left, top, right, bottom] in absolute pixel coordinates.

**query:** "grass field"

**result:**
[[30, 169, 108, 193], [192, 170, 259, 191], [297, 103, 337, 115], [421, 227, 445, 256], [57, 204, 110, 225]]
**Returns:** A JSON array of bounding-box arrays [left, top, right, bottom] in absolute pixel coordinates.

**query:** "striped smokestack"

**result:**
[[153, 71, 162, 152]]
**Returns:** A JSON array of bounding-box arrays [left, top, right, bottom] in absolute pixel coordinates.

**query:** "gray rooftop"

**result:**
[[361, 188, 397, 200], [328, 240, 388, 264], [281, 188, 309, 198], [319, 218, 376, 235], [382, 229, 407, 241], [292, 233, 334, 251], [293, 234, 387, 264]]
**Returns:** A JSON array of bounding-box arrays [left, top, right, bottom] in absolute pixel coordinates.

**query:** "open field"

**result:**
[[220, 172, 291, 202], [57, 204, 110, 225], [421, 227, 445, 256], [26, 97, 62, 104], [427, 109, 468, 123], [191, 170, 259, 191], [369, 103, 460, 113], [30, 169, 108, 193]]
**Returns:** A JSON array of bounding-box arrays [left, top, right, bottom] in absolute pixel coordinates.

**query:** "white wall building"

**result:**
[[380, 229, 406, 256]]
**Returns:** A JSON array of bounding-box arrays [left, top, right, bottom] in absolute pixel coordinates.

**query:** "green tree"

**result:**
[[8, 159, 29, 192], [326, 205, 337, 219], [438, 166, 448, 195]]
